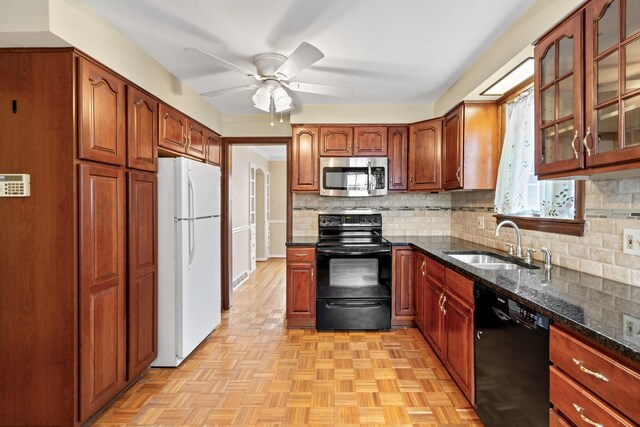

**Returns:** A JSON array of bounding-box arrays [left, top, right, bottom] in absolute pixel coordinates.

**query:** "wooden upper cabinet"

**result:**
[[443, 106, 463, 190], [127, 87, 158, 172], [535, 10, 585, 176], [78, 164, 127, 422], [158, 103, 187, 154], [127, 171, 158, 380], [206, 131, 221, 166], [354, 126, 388, 156], [78, 58, 126, 166], [443, 102, 499, 191], [388, 126, 408, 191], [319, 127, 353, 156], [584, 0, 640, 168], [186, 120, 206, 160], [292, 126, 319, 192], [408, 118, 442, 191]]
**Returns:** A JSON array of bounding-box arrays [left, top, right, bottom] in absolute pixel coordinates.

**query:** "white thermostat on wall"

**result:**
[[0, 174, 31, 197]]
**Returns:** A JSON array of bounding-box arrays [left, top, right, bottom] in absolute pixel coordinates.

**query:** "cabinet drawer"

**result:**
[[550, 366, 635, 427], [445, 268, 473, 306], [550, 326, 640, 423], [425, 257, 445, 283], [287, 247, 316, 263], [549, 409, 571, 427]]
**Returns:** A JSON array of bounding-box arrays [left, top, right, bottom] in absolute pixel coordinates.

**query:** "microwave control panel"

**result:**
[[0, 174, 30, 197]]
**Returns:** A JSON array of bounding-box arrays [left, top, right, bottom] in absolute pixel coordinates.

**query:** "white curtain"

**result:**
[[494, 90, 535, 215]]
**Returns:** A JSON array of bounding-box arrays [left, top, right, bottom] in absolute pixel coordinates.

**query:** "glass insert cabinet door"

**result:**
[[534, 11, 584, 176], [585, 0, 640, 167]]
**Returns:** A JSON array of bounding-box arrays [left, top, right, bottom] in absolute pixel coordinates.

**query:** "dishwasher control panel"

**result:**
[[508, 299, 549, 330]]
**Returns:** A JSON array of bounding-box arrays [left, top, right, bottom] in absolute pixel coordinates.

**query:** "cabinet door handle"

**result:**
[[570, 130, 579, 159], [572, 404, 603, 427], [571, 358, 609, 382], [311, 269, 314, 282], [442, 295, 446, 315], [421, 261, 426, 276], [455, 166, 461, 183], [293, 253, 307, 257], [582, 127, 592, 157], [438, 293, 444, 312], [409, 176, 413, 184]]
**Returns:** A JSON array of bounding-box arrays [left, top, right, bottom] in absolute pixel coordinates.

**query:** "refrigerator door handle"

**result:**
[[187, 174, 196, 267]]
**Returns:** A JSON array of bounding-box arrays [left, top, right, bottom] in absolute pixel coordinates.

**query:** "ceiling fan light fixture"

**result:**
[[273, 86, 293, 112], [251, 85, 273, 111]]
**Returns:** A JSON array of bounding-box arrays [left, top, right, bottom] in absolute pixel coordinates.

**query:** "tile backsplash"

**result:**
[[450, 177, 640, 287], [293, 193, 452, 237], [291, 177, 640, 287]]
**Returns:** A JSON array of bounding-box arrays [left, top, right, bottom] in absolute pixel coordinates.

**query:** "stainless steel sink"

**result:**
[[445, 251, 539, 270]]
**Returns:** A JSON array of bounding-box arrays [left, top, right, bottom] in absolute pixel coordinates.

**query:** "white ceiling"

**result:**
[[85, 0, 535, 115]]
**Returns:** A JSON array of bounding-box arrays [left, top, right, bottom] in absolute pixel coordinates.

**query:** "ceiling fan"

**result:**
[[184, 42, 351, 114]]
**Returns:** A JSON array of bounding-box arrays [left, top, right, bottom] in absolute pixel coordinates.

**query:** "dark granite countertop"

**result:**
[[285, 237, 318, 247], [388, 236, 640, 364]]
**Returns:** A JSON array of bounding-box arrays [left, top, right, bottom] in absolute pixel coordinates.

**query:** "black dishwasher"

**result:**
[[474, 282, 550, 427]]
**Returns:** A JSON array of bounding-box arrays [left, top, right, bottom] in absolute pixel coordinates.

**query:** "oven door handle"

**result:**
[[367, 160, 373, 194], [317, 248, 391, 256], [325, 302, 382, 309]]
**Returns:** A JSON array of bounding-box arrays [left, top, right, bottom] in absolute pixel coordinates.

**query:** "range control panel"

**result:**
[[319, 214, 382, 228], [0, 174, 30, 197]]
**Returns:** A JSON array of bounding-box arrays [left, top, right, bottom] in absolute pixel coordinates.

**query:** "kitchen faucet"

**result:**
[[495, 220, 523, 259]]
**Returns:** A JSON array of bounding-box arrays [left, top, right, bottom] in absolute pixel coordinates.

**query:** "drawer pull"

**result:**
[[293, 253, 307, 257], [572, 358, 610, 382], [572, 404, 603, 427]]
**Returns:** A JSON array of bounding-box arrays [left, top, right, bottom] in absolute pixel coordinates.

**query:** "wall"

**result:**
[[293, 193, 452, 238], [0, 0, 223, 133], [269, 161, 287, 257], [230, 146, 270, 284], [223, 114, 292, 137], [291, 104, 434, 124], [450, 177, 640, 287]]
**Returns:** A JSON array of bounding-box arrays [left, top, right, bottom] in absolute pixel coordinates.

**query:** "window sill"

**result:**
[[494, 214, 585, 237]]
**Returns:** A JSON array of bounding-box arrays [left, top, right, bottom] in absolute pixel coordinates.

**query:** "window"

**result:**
[[494, 83, 584, 235]]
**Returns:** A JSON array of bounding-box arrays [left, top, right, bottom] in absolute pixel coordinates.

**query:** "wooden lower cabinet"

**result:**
[[415, 252, 475, 404], [443, 289, 474, 401], [392, 247, 415, 326], [286, 247, 316, 327], [549, 409, 572, 427], [414, 252, 427, 331], [127, 172, 158, 380], [79, 164, 127, 421], [550, 325, 640, 426], [424, 275, 445, 357]]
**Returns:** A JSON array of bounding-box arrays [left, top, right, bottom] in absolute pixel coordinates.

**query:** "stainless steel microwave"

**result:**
[[320, 157, 388, 197]]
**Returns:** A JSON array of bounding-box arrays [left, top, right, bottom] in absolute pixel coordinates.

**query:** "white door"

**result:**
[[178, 216, 217, 359]]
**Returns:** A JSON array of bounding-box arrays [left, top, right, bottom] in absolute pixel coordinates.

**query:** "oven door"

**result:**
[[320, 157, 387, 197], [316, 245, 391, 299]]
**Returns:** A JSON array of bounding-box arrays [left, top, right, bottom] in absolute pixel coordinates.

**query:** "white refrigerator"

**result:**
[[153, 157, 221, 367]]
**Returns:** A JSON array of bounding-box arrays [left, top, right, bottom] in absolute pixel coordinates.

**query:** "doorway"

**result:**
[[223, 138, 291, 308]]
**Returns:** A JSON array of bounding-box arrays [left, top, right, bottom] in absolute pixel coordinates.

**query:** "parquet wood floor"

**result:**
[[93, 259, 482, 426]]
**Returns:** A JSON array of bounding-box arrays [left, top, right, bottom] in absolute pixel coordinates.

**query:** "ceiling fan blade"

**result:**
[[184, 47, 260, 79], [200, 84, 259, 97], [274, 42, 324, 80], [285, 81, 352, 97]]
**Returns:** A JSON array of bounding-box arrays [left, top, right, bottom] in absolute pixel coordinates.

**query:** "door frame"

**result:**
[[221, 137, 292, 309]]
